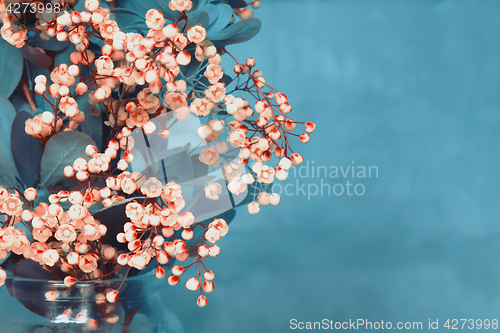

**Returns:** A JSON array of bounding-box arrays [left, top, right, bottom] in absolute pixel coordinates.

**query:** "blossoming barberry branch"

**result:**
[[0, 0, 315, 322]]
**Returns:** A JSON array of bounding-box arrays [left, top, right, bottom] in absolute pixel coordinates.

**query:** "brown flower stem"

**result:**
[[21, 76, 36, 111]]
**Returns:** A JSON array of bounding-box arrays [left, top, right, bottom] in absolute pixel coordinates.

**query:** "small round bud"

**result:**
[[204, 270, 215, 281], [246, 58, 256, 68], [198, 245, 209, 257], [305, 122, 316, 133], [24, 187, 37, 201], [106, 290, 119, 303], [172, 265, 184, 276], [41, 111, 55, 125], [291, 153, 304, 165], [64, 276, 76, 287], [85, 145, 98, 157], [168, 275, 179, 286], [181, 229, 193, 240], [197, 295, 208, 307], [202, 280, 214, 293], [247, 201, 260, 215], [185, 277, 200, 291], [208, 245, 220, 257], [155, 267, 166, 279]]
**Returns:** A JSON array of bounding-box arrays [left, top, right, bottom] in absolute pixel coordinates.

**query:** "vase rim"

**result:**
[[4, 270, 154, 284]]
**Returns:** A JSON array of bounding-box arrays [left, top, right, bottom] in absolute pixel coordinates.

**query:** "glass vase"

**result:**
[[0, 272, 184, 333]]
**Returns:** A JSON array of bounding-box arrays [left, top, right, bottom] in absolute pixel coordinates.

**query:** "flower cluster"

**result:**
[[0, 0, 315, 322]]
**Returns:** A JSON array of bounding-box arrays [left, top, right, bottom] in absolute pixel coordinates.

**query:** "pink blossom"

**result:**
[[162, 182, 182, 202], [126, 109, 149, 128], [42, 249, 60, 267], [0, 23, 27, 48], [68, 205, 89, 220], [187, 24, 206, 44], [146, 9, 165, 30], [204, 64, 224, 85], [227, 177, 246, 195], [125, 202, 144, 221], [95, 56, 114, 76], [204, 182, 222, 200], [137, 88, 160, 112], [190, 98, 213, 116], [205, 227, 221, 243], [1, 195, 23, 216], [9, 230, 29, 255], [99, 20, 119, 39], [88, 153, 110, 173], [55, 224, 77, 243], [79, 254, 98, 273], [85, 0, 99, 11], [204, 83, 226, 102], [32, 227, 52, 243], [24, 242, 49, 263], [141, 177, 163, 198], [228, 129, 247, 148], [178, 212, 194, 228], [0, 226, 15, 250], [257, 165, 275, 184], [59, 96, 79, 118], [164, 92, 188, 110], [199, 146, 220, 168], [51, 64, 76, 87], [209, 218, 228, 237], [121, 177, 137, 194], [169, 0, 193, 13]]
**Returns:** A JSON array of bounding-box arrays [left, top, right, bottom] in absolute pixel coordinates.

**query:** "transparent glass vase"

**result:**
[[0, 272, 184, 333]]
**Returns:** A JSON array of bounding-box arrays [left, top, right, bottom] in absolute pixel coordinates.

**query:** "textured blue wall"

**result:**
[[164, 1, 500, 332]]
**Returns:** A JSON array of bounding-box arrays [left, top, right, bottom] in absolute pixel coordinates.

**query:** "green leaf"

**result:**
[[76, 94, 104, 151], [29, 33, 70, 51], [0, 96, 20, 188], [11, 111, 43, 188], [9, 94, 33, 113], [40, 131, 96, 190], [210, 18, 262, 45], [204, 4, 233, 35], [227, 0, 247, 8], [187, 10, 210, 29], [0, 36, 23, 98], [53, 46, 73, 69]]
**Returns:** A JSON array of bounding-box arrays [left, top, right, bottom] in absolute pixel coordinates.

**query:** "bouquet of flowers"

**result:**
[[0, 0, 315, 328]]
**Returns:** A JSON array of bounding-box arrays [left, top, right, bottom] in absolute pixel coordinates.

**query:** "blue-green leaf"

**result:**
[[227, 0, 247, 9], [76, 94, 104, 151], [11, 111, 43, 188], [53, 46, 73, 69], [9, 94, 32, 114], [29, 34, 70, 51], [187, 10, 210, 29], [203, 4, 233, 35], [0, 36, 23, 98], [210, 18, 261, 45], [0, 97, 19, 188], [40, 131, 96, 190]]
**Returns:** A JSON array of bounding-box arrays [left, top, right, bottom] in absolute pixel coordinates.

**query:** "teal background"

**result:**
[[164, 1, 500, 332]]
